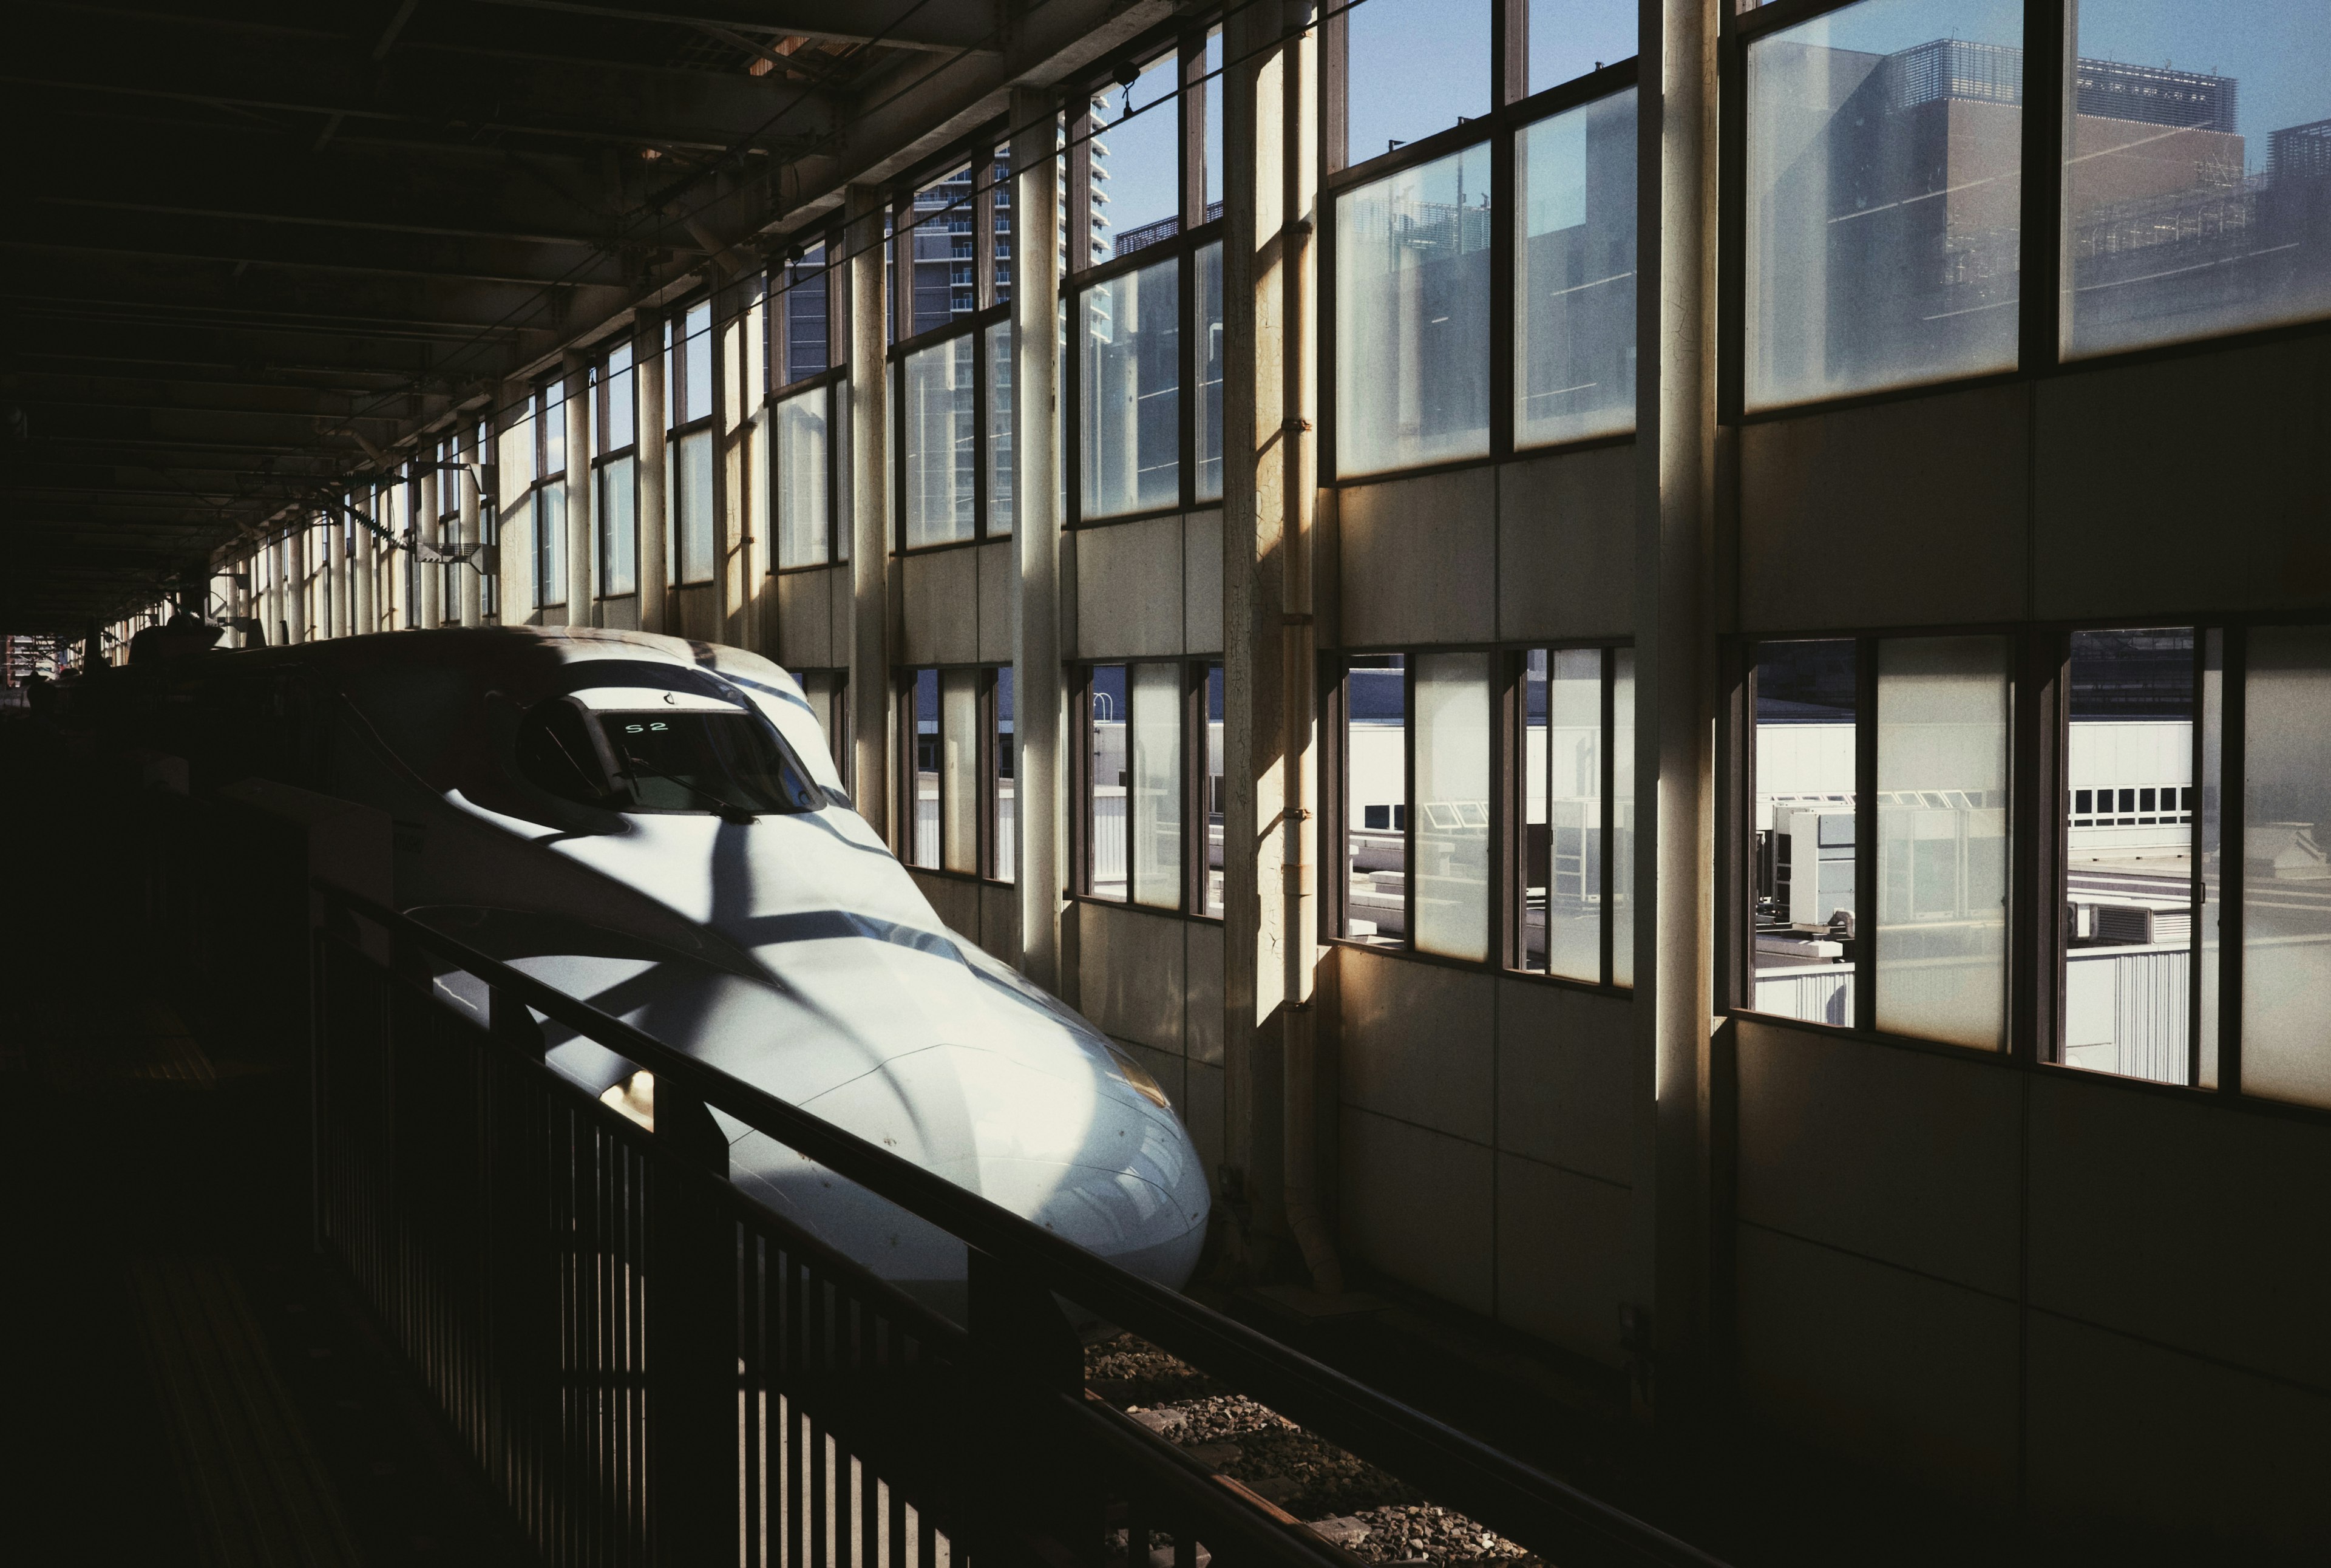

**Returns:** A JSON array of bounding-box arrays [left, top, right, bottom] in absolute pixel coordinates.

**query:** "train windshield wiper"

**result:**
[[619, 768, 757, 824]]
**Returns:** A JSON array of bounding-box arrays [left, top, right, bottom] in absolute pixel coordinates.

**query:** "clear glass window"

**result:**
[[534, 484, 565, 608], [1093, 53, 1181, 256], [1196, 240, 1226, 502], [782, 246, 830, 385], [1749, 640, 1859, 1026], [2063, 5, 2331, 359], [543, 379, 566, 475], [1611, 647, 1635, 986], [1090, 665, 1129, 898], [1081, 255, 1181, 517], [1204, 664, 1225, 918], [1876, 636, 2011, 1051], [598, 455, 636, 597], [1345, 656, 1408, 946], [2241, 626, 2331, 1109], [682, 300, 714, 424], [907, 165, 974, 337], [1516, 90, 1638, 447], [903, 334, 977, 548], [1743, 0, 2025, 409], [942, 668, 980, 874], [605, 342, 636, 451], [994, 667, 1016, 883], [986, 319, 1015, 536], [1529, 0, 1638, 95], [1131, 663, 1184, 909], [1524, 649, 1606, 981], [909, 670, 940, 867], [675, 427, 716, 584], [776, 385, 830, 568], [1336, 143, 1494, 477], [1346, 0, 1490, 166]]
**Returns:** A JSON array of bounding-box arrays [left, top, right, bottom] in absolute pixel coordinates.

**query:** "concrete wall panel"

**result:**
[[1076, 900, 1187, 1053], [1338, 946, 1495, 1145], [1739, 384, 2029, 633], [977, 880, 1019, 967], [1185, 1060, 1226, 1192], [1074, 516, 1185, 659], [1736, 1223, 2020, 1507], [1736, 1019, 2020, 1297], [2027, 1073, 2331, 1393], [901, 547, 979, 667], [1186, 921, 1224, 1067], [909, 869, 980, 940], [776, 568, 838, 670], [977, 540, 1014, 665], [1339, 468, 1496, 648], [2035, 334, 2331, 620], [1340, 1107, 1495, 1316], [1184, 509, 1224, 655], [1497, 444, 1635, 642], [1495, 1153, 1631, 1365], [1495, 979, 1632, 1185]]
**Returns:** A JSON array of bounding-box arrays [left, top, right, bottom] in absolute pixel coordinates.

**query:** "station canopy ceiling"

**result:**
[[1, 0, 1153, 632]]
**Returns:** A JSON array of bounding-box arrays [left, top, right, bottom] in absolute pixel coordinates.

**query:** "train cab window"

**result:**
[[516, 697, 816, 818], [516, 698, 616, 805]]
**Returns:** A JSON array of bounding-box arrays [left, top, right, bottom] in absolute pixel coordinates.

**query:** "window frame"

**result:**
[[591, 342, 641, 600], [1064, 25, 1229, 531], [1072, 659, 1223, 923], [666, 294, 724, 589], [894, 661, 1016, 887], [1324, 641, 1635, 993], [531, 375, 568, 611]]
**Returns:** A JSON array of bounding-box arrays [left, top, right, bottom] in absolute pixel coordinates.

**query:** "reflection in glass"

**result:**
[[1196, 242, 1225, 502], [776, 386, 829, 568], [1414, 653, 1492, 961], [1090, 666, 1128, 898], [1611, 647, 1635, 986], [1345, 657, 1407, 945], [675, 428, 715, 584], [994, 667, 1016, 882], [911, 670, 939, 867], [1337, 143, 1493, 477], [2242, 627, 2331, 1110], [598, 455, 636, 596], [1132, 664, 1183, 909], [985, 320, 1014, 535], [1524, 650, 1604, 981], [1082, 257, 1181, 517], [1204, 665, 1225, 918], [2064, 6, 2331, 358], [2061, 629, 2199, 1082], [1876, 636, 2010, 1050], [942, 669, 979, 874], [1749, 640, 1857, 1023], [1516, 91, 1638, 448], [1744, 0, 2024, 409], [904, 335, 976, 548]]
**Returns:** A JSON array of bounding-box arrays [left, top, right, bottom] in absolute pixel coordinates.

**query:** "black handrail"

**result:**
[[325, 883, 1726, 1568]]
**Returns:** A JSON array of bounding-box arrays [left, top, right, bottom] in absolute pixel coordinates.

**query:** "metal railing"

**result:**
[[304, 881, 1725, 1568]]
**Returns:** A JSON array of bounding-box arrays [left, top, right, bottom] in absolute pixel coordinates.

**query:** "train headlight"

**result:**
[[1101, 1040, 1172, 1111]]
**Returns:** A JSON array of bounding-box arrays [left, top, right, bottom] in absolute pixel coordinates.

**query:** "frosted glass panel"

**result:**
[[903, 336, 975, 548], [2242, 626, 2331, 1109], [776, 385, 829, 568], [1516, 90, 1638, 448], [942, 668, 979, 875], [1744, 0, 2024, 409], [1131, 662, 1183, 909], [1337, 143, 1493, 477], [598, 455, 636, 597], [1876, 635, 2010, 1050], [1081, 257, 1180, 518], [534, 485, 565, 607], [676, 428, 715, 584], [1414, 652, 1492, 961]]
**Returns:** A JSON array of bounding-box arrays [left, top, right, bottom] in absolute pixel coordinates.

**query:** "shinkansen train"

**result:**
[[95, 625, 1209, 1314]]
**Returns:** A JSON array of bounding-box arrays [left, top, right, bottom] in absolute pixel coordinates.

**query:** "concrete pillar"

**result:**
[[638, 321, 671, 634], [418, 467, 443, 628], [1011, 90, 1066, 991], [1633, 0, 1722, 1419], [286, 527, 308, 643], [565, 355, 594, 625], [459, 453, 484, 628], [846, 185, 893, 838]]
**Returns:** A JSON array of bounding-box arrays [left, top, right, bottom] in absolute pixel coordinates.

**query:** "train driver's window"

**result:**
[[516, 697, 616, 806], [598, 710, 815, 816]]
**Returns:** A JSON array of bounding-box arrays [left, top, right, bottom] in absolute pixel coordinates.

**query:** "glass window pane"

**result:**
[[986, 319, 1014, 537], [1750, 640, 1858, 1023], [1204, 664, 1224, 918], [903, 335, 977, 548], [911, 670, 940, 867], [989, 159, 1013, 309], [1542, 649, 1606, 981], [543, 381, 566, 475], [1204, 29, 1225, 214], [994, 667, 1016, 883], [1348, 0, 1489, 166], [1094, 53, 1180, 256], [1196, 241, 1225, 502], [1345, 656, 1406, 945], [1081, 256, 1181, 518], [776, 385, 830, 568], [1413, 653, 1492, 960], [908, 165, 974, 336], [684, 300, 713, 423], [1090, 665, 1128, 897], [535, 484, 565, 607], [1131, 664, 1183, 909], [784, 247, 830, 384], [1744, 0, 2025, 410], [599, 455, 636, 596], [2064, 6, 2331, 359], [2241, 626, 2331, 1109], [942, 669, 980, 874], [1336, 143, 1493, 477], [1877, 635, 2010, 1050], [1611, 647, 1635, 986], [608, 343, 635, 450], [1516, 90, 1638, 448], [2062, 629, 2198, 1081], [1529, 0, 1638, 96], [676, 428, 716, 583], [1523, 651, 1549, 971], [2198, 630, 2222, 1088]]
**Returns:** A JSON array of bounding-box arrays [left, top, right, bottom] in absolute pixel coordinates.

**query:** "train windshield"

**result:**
[[516, 698, 816, 816]]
